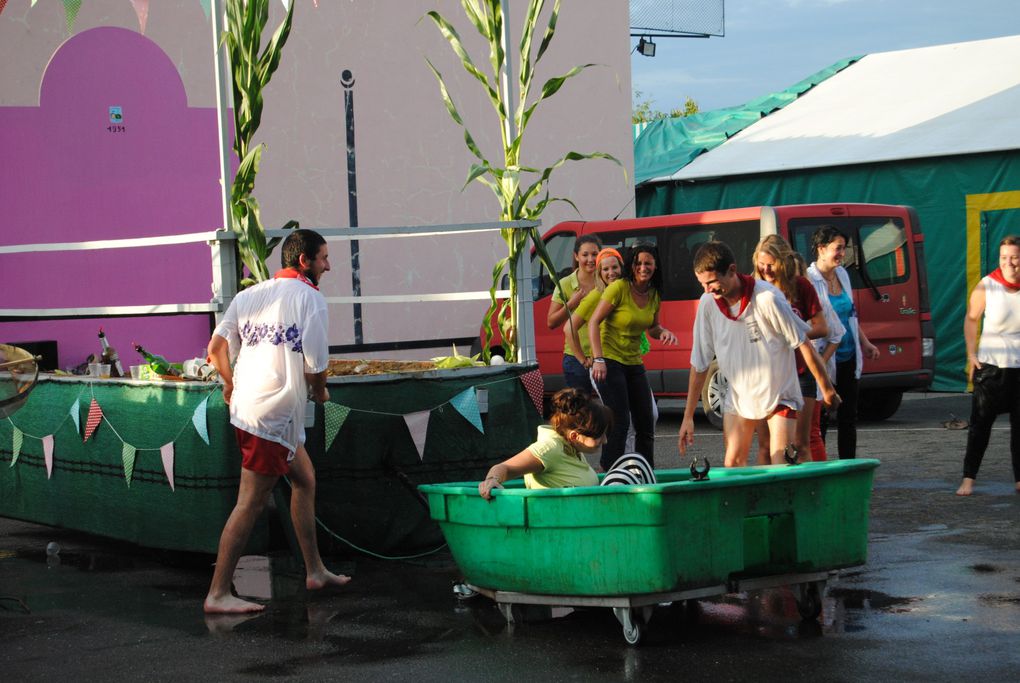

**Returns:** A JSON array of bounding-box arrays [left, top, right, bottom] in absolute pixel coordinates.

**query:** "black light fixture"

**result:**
[[637, 36, 656, 57]]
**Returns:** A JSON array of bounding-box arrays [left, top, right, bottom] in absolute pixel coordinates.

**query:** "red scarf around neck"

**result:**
[[713, 274, 756, 320], [274, 268, 319, 290], [988, 268, 1020, 292]]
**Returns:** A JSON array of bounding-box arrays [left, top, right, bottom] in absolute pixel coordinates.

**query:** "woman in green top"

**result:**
[[547, 235, 602, 391], [565, 247, 624, 387], [588, 244, 677, 470]]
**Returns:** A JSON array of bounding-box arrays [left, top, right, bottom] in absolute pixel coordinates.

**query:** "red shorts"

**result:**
[[235, 427, 292, 476], [768, 404, 798, 420]]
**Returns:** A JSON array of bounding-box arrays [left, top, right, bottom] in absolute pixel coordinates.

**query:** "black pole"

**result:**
[[341, 69, 363, 345]]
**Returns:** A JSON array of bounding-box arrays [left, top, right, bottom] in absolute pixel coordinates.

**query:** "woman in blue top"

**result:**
[[808, 226, 880, 459]]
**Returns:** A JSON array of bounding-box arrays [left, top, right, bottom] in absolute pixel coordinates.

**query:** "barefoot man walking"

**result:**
[[204, 229, 350, 614]]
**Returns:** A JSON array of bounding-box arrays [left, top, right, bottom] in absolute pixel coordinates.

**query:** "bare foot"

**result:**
[[204, 594, 266, 614], [306, 570, 352, 591], [204, 612, 261, 634], [955, 478, 975, 496]]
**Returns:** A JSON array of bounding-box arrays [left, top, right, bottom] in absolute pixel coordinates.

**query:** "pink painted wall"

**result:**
[[0, 27, 224, 368]]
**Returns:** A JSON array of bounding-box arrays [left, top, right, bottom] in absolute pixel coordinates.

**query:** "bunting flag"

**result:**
[[10, 427, 22, 467], [160, 442, 175, 491], [450, 388, 484, 433], [0, 1, 8, 19], [62, 0, 82, 34], [199, 0, 211, 19], [83, 398, 103, 442], [519, 369, 545, 415], [192, 395, 210, 445], [42, 434, 54, 479], [129, 0, 150, 34], [69, 398, 80, 437], [122, 443, 137, 487], [323, 402, 350, 452], [403, 410, 430, 461]]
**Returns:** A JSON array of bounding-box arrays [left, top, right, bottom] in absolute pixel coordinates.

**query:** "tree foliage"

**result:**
[[632, 90, 699, 124]]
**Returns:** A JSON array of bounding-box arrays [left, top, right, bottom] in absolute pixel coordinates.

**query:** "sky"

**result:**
[[630, 0, 1020, 113]]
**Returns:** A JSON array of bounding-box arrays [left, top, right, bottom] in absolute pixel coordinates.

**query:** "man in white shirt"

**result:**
[[204, 229, 350, 614], [678, 241, 840, 467]]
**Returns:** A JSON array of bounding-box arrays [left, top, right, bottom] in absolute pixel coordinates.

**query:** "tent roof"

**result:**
[[643, 34, 1020, 184]]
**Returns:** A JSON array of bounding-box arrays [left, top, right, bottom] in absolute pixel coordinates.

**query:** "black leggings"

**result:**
[[594, 359, 655, 471], [963, 365, 1020, 482], [833, 358, 859, 459]]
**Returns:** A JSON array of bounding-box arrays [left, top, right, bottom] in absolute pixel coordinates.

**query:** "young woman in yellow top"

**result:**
[[547, 235, 602, 391], [588, 244, 677, 470]]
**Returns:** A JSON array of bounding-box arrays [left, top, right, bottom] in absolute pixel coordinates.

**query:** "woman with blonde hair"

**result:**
[[752, 235, 840, 462]]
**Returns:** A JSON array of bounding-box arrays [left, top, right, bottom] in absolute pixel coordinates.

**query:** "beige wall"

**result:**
[[0, 1, 634, 357]]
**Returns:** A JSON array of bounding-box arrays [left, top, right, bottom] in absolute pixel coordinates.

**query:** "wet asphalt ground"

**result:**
[[2, 392, 1019, 681]]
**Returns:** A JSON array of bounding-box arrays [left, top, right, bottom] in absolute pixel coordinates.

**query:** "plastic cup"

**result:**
[[130, 365, 143, 380], [88, 363, 101, 377], [98, 363, 111, 379]]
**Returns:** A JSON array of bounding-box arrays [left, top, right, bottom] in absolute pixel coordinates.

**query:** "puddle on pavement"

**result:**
[[827, 587, 918, 612], [970, 563, 1002, 573], [18, 548, 138, 572], [977, 593, 1020, 606]]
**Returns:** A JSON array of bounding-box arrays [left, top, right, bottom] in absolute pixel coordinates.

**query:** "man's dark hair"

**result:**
[[625, 242, 664, 292], [281, 229, 327, 269], [693, 241, 735, 275]]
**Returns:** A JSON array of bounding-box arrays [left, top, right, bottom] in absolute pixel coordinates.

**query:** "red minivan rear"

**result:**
[[482, 203, 934, 423]]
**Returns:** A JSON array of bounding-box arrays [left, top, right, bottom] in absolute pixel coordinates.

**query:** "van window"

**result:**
[[661, 220, 759, 301], [532, 232, 578, 299], [788, 217, 910, 288]]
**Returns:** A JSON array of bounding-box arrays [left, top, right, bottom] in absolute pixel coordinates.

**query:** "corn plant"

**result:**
[[222, 0, 298, 286], [425, 0, 622, 361]]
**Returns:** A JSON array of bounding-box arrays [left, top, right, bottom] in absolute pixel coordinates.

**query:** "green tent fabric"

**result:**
[[633, 56, 861, 186]]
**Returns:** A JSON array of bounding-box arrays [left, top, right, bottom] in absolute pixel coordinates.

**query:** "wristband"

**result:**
[[593, 358, 606, 364]]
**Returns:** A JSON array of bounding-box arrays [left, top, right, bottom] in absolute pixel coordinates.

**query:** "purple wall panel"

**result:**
[[0, 27, 230, 368]]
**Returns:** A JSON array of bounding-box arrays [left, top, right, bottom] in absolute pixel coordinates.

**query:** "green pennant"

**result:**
[[62, 0, 81, 34], [324, 402, 351, 452], [11, 427, 23, 467], [122, 443, 137, 487]]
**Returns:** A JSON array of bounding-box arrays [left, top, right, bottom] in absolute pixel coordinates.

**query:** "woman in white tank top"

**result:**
[[956, 236, 1020, 496]]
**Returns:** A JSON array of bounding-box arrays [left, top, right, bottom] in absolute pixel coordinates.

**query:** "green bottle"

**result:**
[[132, 343, 179, 376]]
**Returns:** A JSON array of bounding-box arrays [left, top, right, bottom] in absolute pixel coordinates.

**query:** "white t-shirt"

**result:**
[[978, 275, 1020, 369], [214, 278, 330, 453], [691, 279, 808, 419]]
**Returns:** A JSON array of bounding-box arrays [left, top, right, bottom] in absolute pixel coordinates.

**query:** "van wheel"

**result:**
[[700, 361, 726, 431], [859, 390, 903, 421]]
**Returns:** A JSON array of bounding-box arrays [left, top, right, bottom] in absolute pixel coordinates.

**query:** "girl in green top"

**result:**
[[588, 244, 678, 470], [547, 235, 602, 392], [565, 247, 624, 382]]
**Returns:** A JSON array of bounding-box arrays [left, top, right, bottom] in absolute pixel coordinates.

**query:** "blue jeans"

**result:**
[[562, 355, 593, 393], [594, 359, 655, 470]]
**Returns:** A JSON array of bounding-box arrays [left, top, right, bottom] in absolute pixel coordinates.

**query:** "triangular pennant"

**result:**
[[0, 1, 8, 19], [122, 443, 137, 487], [192, 395, 210, 445], [42, 434, 54, 479], [519, 369, 545, 415], [323, 402, 351, 452], [62, 0, 81, 34], [403, 410, 431, 461], [10, 427, 22, 467], [160, 442, 175, 491], [129, 0, 149, 34], [83, 398, 103, 442], [450, 388, 484, 433], [199, 0, 211, 19], [69, 398, 80, 436]]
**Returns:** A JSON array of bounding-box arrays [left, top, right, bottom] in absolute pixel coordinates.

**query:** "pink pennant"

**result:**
[[0, 1, 8, 18], [160, 442, 175, 491], [403, 411, 430, 461], [519, 369, 545, 415], [129, 0, 149, 34], [83, 398, 104, 442], [42, 434, 54, 479]]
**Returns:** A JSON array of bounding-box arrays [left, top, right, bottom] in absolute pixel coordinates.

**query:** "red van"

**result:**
[[491, 203, 934, 425]]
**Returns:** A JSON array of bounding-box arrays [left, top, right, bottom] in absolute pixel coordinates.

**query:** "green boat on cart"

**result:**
[[420, 458, 879, 644]]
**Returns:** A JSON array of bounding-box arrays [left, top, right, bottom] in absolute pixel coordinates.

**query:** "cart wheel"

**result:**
[[796, 583, 823, 621], [613, 607, 645, 646]]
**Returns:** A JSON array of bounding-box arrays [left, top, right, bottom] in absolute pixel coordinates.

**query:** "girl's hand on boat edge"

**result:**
[[479, 476, 503, 500]]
